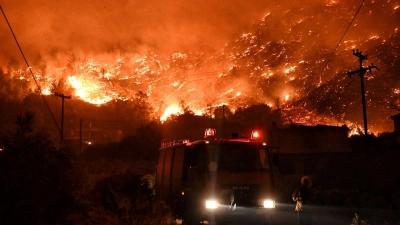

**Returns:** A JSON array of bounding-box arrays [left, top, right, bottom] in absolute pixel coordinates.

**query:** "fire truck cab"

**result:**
[[156, 129, 275, 225]]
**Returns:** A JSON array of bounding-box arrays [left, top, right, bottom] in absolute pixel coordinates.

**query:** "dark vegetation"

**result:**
[[0, 112, 172, 225], [0, 112, 76, 224], [0, 102, 399, 224]]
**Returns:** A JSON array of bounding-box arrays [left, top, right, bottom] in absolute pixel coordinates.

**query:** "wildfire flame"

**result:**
[[161, 105, 182, 122], [67, 75, 113, 105]]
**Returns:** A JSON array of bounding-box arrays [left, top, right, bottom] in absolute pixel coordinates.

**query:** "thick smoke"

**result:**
[[0, 0, 280, 67]]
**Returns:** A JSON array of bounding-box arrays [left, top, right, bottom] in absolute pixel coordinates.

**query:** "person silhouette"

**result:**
[[292, 176, 313, 225]]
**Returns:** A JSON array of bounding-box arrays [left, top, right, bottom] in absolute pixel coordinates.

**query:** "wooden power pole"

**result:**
[[55, 93, 71, 144], [348, 49, 378, 135]]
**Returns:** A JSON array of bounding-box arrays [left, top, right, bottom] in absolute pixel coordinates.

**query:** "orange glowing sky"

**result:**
[[0, 0, 282, 65]]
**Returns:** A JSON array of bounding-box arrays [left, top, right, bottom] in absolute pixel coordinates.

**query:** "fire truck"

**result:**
[[155, 128, 275, 225]]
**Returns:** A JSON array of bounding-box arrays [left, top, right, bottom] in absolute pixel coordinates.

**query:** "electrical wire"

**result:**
[[1, 6, 70, 150], [319, 0, 366, 76]]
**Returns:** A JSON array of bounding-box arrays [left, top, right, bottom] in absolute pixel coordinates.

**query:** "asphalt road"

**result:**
[[177, 204, 393, 225], [270, 203, 352, 225]]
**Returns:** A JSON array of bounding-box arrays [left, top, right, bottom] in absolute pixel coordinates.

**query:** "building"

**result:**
[[379, 113, 400, 151], [270, 124, 351, 175]]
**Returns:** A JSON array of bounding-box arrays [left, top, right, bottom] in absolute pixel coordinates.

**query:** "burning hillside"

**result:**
[[1, 1, 400, 134]]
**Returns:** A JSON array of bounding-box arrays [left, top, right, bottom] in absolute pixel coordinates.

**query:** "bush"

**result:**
[[68, 170, 174, 225], [0, 112, 76, 224]]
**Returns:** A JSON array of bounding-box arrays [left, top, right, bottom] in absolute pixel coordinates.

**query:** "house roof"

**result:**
[[390, 113, 400, 120]]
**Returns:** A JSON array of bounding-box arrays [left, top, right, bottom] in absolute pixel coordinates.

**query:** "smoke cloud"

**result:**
[[0, 0, 284, 67]]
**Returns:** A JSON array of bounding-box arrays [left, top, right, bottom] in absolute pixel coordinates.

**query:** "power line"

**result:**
[[1, 6, 70, 149], [318, 0, 366, 76], [83, 119, 150, 123]]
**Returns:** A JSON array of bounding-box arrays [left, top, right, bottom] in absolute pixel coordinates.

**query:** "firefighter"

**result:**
[[292, 176, 313, 225]]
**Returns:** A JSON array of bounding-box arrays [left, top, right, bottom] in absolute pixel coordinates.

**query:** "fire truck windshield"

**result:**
[[208, 142, 270, 172]]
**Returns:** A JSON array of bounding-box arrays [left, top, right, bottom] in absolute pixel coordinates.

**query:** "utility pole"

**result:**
[[55, 93, 71, 144], [80, 118, 83, 152], [222, 104, 225, 126], [348, 49, 378, 136]]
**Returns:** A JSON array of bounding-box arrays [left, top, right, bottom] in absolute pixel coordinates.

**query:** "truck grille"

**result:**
[[220, 184, 259, 207]]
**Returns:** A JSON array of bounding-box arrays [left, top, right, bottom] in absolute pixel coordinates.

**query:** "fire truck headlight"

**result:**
[[263, 200, 275, 208], [206, 200, 219, 209]]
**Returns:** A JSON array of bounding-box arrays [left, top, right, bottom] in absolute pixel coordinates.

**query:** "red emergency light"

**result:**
[[251, 130, 261, 139], [204, 128, 216, 139]]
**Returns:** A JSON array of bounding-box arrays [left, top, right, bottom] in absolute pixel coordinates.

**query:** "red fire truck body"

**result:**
[[156, 129, 275, 225]]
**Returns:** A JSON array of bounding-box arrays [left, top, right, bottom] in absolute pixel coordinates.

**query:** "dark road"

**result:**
[[271, 203, 352, 225], [185, 204, 390, 225]]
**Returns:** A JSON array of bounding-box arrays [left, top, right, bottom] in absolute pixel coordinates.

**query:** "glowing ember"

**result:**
[[285, 94, 290, 102]]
